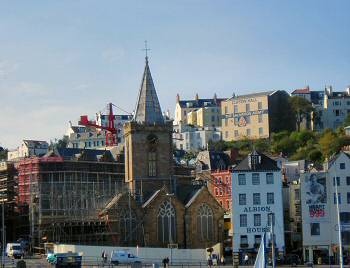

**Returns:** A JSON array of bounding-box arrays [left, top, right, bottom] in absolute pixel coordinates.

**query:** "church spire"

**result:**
[[133, 55, 164, 125]]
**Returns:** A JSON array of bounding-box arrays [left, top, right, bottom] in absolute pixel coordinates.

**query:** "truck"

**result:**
[[6, 243, 24, 259], [110, 250, 141, 265]]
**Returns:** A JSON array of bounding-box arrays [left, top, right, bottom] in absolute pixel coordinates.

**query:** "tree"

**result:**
[[319, 130, 336, 159], [290, 96, 313, 131], [0, 147, 7, 160]]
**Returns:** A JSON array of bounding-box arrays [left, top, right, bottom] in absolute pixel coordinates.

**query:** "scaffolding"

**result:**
[[17, 155, 126, 247]]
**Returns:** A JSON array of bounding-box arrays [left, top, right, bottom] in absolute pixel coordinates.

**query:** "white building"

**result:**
[[173, 124, 221, 152], [232, 151, 285, 265], [292, 86, 350, 131], [7, 140, 49, 161], [301, 152, 350, 264], [66, 113, 132, 149]]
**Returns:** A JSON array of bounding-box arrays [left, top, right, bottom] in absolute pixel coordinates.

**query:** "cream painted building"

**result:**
[[174, 93, 224, 128], [221, 90, 293, 141]]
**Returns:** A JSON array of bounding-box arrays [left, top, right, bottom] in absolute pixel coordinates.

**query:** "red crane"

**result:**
[[79, 103, 117, 146]]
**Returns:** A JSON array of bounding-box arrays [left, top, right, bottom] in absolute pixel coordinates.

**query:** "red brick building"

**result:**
[[210, 170, 232, 211]]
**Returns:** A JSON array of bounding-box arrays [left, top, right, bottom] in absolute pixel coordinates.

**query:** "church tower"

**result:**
[[124, 57, 173, 201]]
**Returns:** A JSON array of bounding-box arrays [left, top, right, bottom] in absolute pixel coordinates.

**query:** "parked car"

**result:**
[[6, 243, 24, 259], [110, 250, 140, 265]]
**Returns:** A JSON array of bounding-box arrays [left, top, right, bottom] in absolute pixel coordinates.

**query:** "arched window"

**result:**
[[119, 208, 137, 242], [197, 204, 214, 241], [157, 200, 176, 243]]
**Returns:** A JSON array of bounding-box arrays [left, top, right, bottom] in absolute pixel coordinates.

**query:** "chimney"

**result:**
[[195, 93, 199, 101], [213, 93, 217, 104], [176, 93, 180, 103]]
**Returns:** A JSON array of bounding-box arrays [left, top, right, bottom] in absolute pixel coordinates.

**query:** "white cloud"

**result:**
[[0, 60, 19, 80], [101, 48, 125, 63]]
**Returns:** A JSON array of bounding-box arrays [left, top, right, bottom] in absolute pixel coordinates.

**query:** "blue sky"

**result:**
[[1, 0, 350, 148]]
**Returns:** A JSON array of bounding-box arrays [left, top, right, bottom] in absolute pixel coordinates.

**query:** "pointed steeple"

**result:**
[[133, 57, 164, 125]]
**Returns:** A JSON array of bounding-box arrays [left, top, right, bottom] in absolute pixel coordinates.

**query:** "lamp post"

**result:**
[[166, 193, 175, 265]]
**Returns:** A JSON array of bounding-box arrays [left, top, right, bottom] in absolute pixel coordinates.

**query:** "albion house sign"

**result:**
[[243, 206, 271, 213]]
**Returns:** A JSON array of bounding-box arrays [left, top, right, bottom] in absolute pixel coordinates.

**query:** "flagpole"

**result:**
[[335, 178, 343, 268], [269, 213, 275, 268]]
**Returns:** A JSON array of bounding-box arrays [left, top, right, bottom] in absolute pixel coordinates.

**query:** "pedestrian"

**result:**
[[207, 255, 213, 268], [163, 258, 167, 268], [101, 251, 105, 262], [244, 254, 249, 265], [220, 255, 225, 265], [166, 256, 170, 267]]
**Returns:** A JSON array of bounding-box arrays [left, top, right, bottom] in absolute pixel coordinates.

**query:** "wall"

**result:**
[[221, 94, 270, 141], [53, 244, 207, 263]]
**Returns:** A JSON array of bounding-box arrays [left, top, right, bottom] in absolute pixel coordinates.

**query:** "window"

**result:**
[[253, 193, 261, 205], [240, 214, 247, 227], [234, 105, 238, 113], [225, 131, 228, 139], [347, 177, 350, 185], [240, 235, 248, 244], [252, 173, 260, 185], [267, 213, 275, 226], [119, 208, 137, 241], [258, 102, 262, 110], [226, 176, 229, 184], [197, 204, 214, 241], [267, 193, 274, 204], [258, 114, 263, 123], [215, 188, 218, 196], [254, 214, 261, 226], [333, 177, 340, 186], [219, 177, 222, 184], [239, 194, 246, 205], [215, 178, 218, 184], [225, 119, 228, 127], [255, 235, 262, 245], [148, 152, 157, 177], [234, 130, 239, 137], [211, 115, 215, 122], [157, 200, 176, 243], [310, 223, 320, 236], [340, 163, 346, 169], [224, 106, 228, 114], [238, 174, 246, 185], [259, 127, 263, 135], [266, 173, 274, 184], [246, 129, 251, 136], [246, 116, 251, 124], [334, 193, 341, 204], [220, 188, 223, 196], [226, 200, 230, 209], [347, 193, 350, 204], [101, 141, 104, 146], [295, 189, 300, 201], [246, 103, 250, 112]]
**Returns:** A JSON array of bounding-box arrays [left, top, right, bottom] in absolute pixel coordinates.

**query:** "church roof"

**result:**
[[133, 58, 164, 125]]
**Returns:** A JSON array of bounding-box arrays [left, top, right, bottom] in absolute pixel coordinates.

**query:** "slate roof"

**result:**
[[175, 184, 203, 206], [196, 151, 232, 171], [133, 58, 164, 125], [178, 98, 224, 109], [45, 148, 115, 162], [233, 151, 280, 172]]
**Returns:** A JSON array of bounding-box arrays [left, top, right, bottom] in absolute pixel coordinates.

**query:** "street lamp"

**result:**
[[166, 193, 175, 265], [268, 213, 275, 268]]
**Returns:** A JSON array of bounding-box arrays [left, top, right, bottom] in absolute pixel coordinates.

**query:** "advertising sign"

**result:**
[[302, 173, 328, 222]]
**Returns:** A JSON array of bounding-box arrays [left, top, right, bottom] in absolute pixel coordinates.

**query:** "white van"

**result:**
[[6, 243, 23, 259], [110, 250, 140, 265]]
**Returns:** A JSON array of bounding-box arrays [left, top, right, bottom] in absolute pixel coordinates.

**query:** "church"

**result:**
[[99, 56, 225, 249]]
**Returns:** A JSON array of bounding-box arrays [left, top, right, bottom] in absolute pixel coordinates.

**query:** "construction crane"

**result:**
[[79, 103, 117, 146]]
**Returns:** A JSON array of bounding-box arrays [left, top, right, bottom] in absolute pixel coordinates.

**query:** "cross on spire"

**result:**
[[142, 40, 151, 61]]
